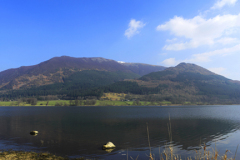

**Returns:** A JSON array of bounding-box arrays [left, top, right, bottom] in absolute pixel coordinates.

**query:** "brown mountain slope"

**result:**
[[0, 56, 165, 90]]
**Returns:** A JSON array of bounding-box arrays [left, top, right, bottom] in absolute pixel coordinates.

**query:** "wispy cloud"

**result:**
[[161, 43, 240, 71], [216, 37, 239, 45], [161, 58, 179, 66], [157, 14, 240, 50], [185, 43, 240, 63], [125, 19, 145, 38], [211, 0, 238, 10], [161, 43, 240, 69]]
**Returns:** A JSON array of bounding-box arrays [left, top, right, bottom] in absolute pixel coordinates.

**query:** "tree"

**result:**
[[26, 98, 37, 105], [17, 99, 22, 106], [74, 100, 79, 106]]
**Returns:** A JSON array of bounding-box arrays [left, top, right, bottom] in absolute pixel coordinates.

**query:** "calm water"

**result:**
[[0, 105, 240, 159]]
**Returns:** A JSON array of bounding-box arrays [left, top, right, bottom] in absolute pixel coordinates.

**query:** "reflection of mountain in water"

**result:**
[[0, 106, 240, 159]]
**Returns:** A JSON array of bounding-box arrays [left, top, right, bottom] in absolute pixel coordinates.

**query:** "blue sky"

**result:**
[[1, 0, 240, 80]]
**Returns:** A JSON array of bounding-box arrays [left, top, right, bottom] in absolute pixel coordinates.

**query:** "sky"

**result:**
[[1, 0, 240, 80]]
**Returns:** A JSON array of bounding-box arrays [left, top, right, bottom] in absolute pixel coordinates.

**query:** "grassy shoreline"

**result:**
[[0, 99, 175, 106], [0, 145, 238, 160], [0, 150, 84, 160], [0, 99, 236, 107]]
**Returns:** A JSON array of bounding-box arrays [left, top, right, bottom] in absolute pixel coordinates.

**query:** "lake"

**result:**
[[0, 105, 240, 159]]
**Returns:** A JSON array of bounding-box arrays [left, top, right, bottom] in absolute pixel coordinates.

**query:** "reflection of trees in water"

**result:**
[[0, 107, 239, 157], [99, 118, 240, 150]]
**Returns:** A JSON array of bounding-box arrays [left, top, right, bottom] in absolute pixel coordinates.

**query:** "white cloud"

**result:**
[[157, 14, 240, 50], [216, 37, 239, 45], [211, 0, 238, 10], [185, 43, 240, 63], [125, 19, 145, 38], [161, 58, 179, 66], [118, 61, 125, 63], [208, 67, 226, 74], [163, 42, 197, 51], [166, 38, 177, 43], [156, 0, 240, 80]]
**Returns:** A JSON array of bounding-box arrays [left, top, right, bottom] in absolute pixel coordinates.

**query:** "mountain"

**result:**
[[120, 62, 166, 76], [139, 62, 217, 81], [0, 56, 165, 91], [101, 63, 240, 104], [3, 58, 239, 104]]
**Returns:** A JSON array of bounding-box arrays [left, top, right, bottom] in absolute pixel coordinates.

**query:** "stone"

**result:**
[[30, 131, 38, 135], [102, 142, 116, 149]]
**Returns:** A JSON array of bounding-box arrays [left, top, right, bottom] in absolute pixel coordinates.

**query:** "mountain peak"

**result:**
[[139, 62, 218, 81], [167, 62, 215, 75]]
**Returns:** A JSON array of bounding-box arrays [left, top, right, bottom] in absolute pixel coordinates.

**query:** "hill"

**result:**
[[0, 56, 165, 99], [0, 56, 165, 91], [100, 63, 240, 104], [2, 60, 240, 104]]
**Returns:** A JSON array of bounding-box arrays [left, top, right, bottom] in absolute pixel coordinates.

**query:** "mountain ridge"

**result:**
[[1, 57, 240, 104], [167, 63, 216, 75], [0, 56, 166, 91], [99, 63, 240, 104]]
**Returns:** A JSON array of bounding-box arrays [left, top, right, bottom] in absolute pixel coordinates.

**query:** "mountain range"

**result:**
[[1, 56, 240, 104], [0, 56, 165, 90]]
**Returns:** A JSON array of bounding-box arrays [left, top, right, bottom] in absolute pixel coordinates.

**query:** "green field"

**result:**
[[0, 100, 172, 106]]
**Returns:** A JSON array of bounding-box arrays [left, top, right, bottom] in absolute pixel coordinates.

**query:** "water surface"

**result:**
[[0, 105, 240, 159]]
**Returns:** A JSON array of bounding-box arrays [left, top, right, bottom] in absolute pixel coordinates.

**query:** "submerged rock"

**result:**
[[30, 131, 38, 136], [102, 142, 116, 149]]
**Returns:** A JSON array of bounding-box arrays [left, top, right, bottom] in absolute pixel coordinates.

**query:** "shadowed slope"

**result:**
[[100, 63, 240, 104], [0, 56, 165, 91]]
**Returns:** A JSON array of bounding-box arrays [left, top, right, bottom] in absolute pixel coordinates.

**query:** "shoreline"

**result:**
[[0, 144, 238, 160], [0, 150, 83, 160], [0, 104, 240, 107]]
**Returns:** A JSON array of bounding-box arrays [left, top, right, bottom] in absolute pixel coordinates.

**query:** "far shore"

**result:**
[[0, 99, 238, 107]]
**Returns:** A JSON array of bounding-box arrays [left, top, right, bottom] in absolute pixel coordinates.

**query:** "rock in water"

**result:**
[[30, 131, 38, 135], [102, 142, 116, 149]]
